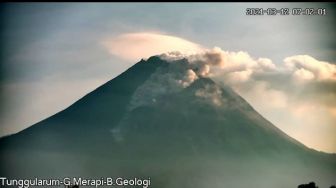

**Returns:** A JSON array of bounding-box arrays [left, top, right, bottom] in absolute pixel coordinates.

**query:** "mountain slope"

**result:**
[[0, 56, 335, 188]]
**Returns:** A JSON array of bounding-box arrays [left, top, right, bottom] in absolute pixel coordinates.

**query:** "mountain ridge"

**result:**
[[0, 56, 335, 188]]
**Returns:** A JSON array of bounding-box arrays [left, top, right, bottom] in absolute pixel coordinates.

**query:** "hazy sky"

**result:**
[[0, 3, 335, 152]]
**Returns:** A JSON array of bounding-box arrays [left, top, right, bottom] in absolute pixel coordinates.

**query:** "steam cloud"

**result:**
[[160, 47, 336, 110]]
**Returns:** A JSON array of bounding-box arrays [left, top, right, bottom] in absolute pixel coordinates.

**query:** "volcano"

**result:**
[[0, 56, 335, 188]]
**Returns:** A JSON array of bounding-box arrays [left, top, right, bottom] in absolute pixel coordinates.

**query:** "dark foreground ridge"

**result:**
[[298, 181, 336, 188]]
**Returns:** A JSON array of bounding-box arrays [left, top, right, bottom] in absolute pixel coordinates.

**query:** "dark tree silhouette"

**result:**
[[66, 185, 79, 188], [298, 182, 318, 188], [330, 185, 336, 188]]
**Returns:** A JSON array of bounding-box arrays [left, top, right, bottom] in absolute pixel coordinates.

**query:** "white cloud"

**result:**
[[293, 68, 315, 81], [257, 58, 277, 71], [284, 55, 336, 81], [103, 32, 203, 61]]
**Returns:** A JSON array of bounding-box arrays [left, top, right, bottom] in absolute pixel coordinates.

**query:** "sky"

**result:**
[[0, 3, 335, 153]]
